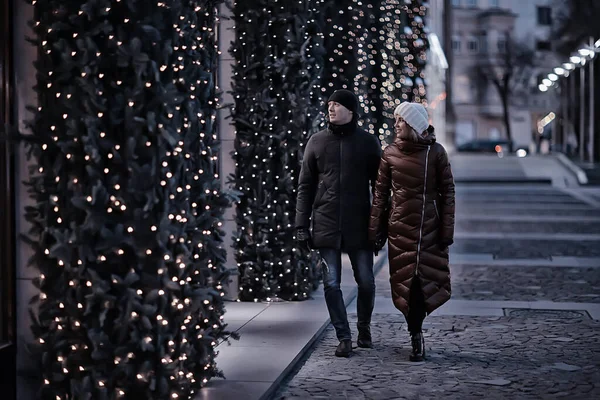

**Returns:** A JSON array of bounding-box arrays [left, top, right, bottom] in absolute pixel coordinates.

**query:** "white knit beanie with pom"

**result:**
[[394, 102, 429, 134]]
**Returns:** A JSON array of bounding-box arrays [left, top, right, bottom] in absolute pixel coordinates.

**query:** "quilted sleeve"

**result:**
[[436, 145, 455, 245], [368, 149, 391, 242]]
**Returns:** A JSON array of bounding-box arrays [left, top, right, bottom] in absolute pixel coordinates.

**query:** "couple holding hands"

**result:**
[[295, 89, 455, 361]]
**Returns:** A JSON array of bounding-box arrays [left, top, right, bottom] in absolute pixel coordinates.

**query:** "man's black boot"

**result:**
[[409, 331, 425, 362], [335, 339, 353, 357], [357, 328, 373, 348]]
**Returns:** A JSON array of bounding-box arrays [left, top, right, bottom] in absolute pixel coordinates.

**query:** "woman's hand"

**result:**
[[373, 232, 387, 256]]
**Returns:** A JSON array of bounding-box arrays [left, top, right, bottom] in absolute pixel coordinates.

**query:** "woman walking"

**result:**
[[369, 102, 455, 361]]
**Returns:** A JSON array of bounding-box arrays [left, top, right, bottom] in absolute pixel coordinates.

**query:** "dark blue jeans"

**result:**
[[319, 248, 375, 341]]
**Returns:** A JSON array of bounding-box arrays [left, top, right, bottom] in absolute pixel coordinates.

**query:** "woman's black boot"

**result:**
[[409, 331, 425, 362]]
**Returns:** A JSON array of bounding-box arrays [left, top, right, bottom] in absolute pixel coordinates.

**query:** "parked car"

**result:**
[[456, 139, 512, 153]]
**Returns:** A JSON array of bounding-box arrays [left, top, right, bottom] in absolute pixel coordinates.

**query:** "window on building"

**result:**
[[480, 32, 488, 53], [452, 36, 462, 53], [497, 37, 506, 52], [454, 75, 473, 104], [452, 0, 461, 6], [537, 6, 552, 25], [466, 0, 477, 6], [489, 127, 501, 139], [490, 0, 500, 7], [468, 37, 479, 53], [536, 40, 552, 51]]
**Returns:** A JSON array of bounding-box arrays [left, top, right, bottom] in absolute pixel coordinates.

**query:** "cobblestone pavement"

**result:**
[[456, 208, 597, 217], [276, 314, 600, 400], [453, 239, 600, 258], [455, 220, 600, 234], [457, 196, 585, 204], [274, 186, 600, 399], [373, 266, 600, 304], [451, 265, 600, 303]]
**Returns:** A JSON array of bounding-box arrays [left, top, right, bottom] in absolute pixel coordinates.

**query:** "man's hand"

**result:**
[[296, 227, 312, 251]]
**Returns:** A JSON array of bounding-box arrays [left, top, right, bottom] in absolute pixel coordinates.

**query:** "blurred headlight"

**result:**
[[516, 149, 527, 158]]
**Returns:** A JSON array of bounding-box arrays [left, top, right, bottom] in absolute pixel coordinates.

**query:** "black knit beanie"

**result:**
[[327, 89, 359, 115]]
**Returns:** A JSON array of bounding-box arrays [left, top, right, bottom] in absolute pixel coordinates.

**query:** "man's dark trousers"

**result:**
[[319, 248, 375, 341]]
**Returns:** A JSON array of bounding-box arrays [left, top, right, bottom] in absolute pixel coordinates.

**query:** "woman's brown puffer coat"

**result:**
[[369, 133, 455, 317]]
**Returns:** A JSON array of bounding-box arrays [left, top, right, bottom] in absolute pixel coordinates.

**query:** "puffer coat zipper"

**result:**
[[339, 136, 343, 234], [415, 146, 431, 276]]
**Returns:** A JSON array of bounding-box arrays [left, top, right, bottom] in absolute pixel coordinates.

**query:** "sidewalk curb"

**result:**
[[260, 250, 388, 400], [556, 153, 589, 185], [454, 178, 552, 185]]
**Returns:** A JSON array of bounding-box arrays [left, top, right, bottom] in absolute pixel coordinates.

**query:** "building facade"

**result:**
[[425, 0, 451, 148], [450, 0, 559, 150]]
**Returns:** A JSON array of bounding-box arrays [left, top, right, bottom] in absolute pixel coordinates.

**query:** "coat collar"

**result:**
[[394, 130, 436, 153], [328, 121, 357, 136]]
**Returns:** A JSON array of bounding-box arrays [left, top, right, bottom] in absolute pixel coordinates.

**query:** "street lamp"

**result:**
[[539, 38, 599, 162]]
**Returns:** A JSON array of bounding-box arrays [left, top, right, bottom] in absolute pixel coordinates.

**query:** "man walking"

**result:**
[[295, 89, 382, 357]]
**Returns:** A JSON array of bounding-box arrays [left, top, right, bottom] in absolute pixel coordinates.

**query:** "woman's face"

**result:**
[[394, 115, 408, 137]]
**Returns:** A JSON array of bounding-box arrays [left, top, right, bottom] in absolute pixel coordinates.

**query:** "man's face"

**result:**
[[328, 101, 353, 125]]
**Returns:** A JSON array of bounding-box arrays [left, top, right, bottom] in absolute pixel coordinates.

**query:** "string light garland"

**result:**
[[228, 0, 430, 301], [320, 0, 429, 145], [380, 0, 429, 127], [22, 0, 234, 398], [229, 0, 324, 301]]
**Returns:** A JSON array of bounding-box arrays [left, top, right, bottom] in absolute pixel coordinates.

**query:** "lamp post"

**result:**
[[561, 80, 567, 151], [539, 39, 599, 162], [555, 66, 570, 153], [580, 62, 586, 162], [569, 66, 576, 156], [577, 38, 599, 163], [590, 50, 595, 163]]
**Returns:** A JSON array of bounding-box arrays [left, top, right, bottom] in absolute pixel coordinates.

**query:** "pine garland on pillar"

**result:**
[[22, 1, 232, 398], [320, 0, 388, 137], [230, 0, 325, 301], [320, 0, 361, 94], [381, 0, 429, 143], [353, 1, 387, 141], [401, 0, 429, 105], [321, 0, 429, 145]]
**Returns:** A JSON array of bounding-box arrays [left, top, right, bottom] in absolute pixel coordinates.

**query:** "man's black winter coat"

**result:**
[[295, 125, 382, 250]]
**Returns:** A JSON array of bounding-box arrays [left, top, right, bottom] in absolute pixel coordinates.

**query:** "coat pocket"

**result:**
[[313, 180, 327, 208], [433, 199, 440, 220]]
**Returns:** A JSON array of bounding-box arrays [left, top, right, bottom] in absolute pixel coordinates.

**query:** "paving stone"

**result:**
[[551, 362, 582, 372], [319, 375, 352, 382], [467, 379, 512, 386], [505, 309, 591, 319]]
